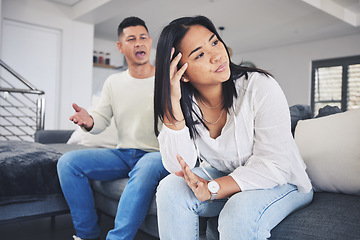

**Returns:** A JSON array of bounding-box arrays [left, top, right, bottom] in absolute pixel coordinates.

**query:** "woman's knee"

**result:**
[[218, 193, 264, 239], [157, 174, 181, 197]]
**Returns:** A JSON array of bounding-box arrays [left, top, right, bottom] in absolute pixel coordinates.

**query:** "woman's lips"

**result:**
[[215, 62, 226, 72]]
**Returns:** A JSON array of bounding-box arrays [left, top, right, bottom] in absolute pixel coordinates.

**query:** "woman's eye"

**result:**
[[195, 52, 204, 60], [212, 40, 219, 46]]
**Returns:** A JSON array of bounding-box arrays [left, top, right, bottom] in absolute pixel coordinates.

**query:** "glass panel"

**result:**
[[348, 64, 360, 110], [314, 66, 342, 103]]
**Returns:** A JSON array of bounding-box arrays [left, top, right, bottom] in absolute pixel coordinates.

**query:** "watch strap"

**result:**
[[210, 192, 217, 201]]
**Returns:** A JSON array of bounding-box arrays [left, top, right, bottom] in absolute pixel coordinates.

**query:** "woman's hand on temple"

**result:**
[[169, 48, 188, 102], [175, 154, 211, 202]]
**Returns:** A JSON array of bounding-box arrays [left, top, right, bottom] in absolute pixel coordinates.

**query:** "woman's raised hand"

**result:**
[[175, 154, 211, 202], [169, 48, 188, 101]]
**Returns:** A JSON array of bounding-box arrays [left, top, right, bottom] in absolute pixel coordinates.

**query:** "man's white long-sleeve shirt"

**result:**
[[158, 72, 312, 192], [90, 70, 159, 152]]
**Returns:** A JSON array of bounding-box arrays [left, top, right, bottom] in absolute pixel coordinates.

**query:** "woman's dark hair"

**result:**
[[117, 16, 148, 37], [154, 15, 270, 138]]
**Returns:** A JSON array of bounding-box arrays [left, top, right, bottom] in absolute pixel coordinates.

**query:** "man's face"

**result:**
[[117, 25, 152, 66]]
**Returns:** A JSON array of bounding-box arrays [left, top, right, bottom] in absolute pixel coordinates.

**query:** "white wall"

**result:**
[[1, 0, 94, 130], [92, 38, 125, 97], [232, 33, 360, 106], [0, 0, 2, 55]]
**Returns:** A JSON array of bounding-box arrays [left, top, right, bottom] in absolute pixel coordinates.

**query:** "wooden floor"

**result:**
[[0, 213, 158, 240]]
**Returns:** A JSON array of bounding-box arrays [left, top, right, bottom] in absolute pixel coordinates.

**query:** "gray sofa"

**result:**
[[1, 105, 359, 239]]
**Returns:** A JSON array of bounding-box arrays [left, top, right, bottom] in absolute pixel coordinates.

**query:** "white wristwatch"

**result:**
[[208, 180, 220, 201]]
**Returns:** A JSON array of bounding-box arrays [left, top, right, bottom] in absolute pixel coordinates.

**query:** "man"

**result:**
[[57, 17, 168, 240]]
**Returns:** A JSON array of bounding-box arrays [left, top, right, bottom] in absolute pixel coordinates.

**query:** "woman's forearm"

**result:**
[[163, 98, 186, 130], [213, 176, 241, 200]]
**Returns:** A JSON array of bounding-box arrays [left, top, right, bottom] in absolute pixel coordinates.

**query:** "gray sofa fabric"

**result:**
[[270, 192, 360, 239], [0, 195, 69, 224], [35, 130, 75, 144], [206, 192, 360, 240]]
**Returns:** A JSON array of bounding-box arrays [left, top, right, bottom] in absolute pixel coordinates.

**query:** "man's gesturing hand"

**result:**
[[69, 103, 94, 131]]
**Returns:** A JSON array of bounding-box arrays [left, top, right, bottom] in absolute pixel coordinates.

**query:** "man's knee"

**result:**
[[57, 150, 84, 177], [57, 151, 74, 173], [130, 152, 167, 178]]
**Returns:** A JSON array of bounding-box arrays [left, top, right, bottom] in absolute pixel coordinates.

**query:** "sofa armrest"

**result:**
[[35, 130, 75, 144]]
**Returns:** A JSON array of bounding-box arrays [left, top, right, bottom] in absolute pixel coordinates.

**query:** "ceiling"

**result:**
[[52, 0, 360, 55]]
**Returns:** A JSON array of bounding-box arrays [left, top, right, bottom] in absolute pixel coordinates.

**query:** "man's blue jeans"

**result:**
[[57, 148, 168, 240]]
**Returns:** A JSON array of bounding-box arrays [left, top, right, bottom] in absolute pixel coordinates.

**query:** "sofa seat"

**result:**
[[203, 192, 360, 240], [270, 192, 360, 239]]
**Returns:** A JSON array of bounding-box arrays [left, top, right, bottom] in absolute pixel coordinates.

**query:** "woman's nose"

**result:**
[[210, 52, 221, 63]]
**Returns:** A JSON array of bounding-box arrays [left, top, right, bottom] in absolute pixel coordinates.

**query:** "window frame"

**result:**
[[311, 55, 360, 115]]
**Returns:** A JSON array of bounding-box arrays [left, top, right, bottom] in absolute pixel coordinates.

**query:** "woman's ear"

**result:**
[[182, 72, 190, 82], [182, 76, 189, 82]]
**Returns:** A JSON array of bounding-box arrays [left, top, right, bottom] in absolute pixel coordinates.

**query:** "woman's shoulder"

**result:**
[[232, 71, 282, 113], [235, 71, 279, 94]]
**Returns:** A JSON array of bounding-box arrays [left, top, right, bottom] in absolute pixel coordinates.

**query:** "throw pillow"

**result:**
[[294, 108, 360, 195]]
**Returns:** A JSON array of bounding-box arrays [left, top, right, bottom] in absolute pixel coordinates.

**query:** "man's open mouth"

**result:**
[[135, 51, 146, 58]]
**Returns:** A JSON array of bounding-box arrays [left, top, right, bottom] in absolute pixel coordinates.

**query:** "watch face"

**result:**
[[208, 181, 220, 194]]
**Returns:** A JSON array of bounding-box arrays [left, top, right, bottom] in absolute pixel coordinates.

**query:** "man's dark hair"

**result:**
[[117, 16, 148, 37]]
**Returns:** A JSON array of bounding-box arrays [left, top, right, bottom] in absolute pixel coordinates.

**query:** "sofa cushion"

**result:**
[[295, 108, 360, 195], [206, 193, 360, 240], [270, 193, 360, 239]]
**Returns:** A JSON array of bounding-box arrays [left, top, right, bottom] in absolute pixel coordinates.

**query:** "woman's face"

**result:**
[[179, 25, 231, 88]]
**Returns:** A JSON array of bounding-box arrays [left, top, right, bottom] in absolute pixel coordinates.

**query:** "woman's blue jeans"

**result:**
[[57, 148, 168, 240], [156, 167, 313, 240]]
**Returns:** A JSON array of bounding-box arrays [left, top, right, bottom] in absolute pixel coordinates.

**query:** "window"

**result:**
[[311, 55, 360, 116]]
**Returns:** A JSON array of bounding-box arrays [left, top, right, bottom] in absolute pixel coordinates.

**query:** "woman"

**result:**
[[154, 16, 313, 240]]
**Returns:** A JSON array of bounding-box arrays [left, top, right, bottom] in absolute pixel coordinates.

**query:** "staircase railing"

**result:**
[[0, 59, 45, 141]]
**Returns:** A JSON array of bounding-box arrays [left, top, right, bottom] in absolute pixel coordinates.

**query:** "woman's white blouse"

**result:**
[[158, 72, 312, 192]]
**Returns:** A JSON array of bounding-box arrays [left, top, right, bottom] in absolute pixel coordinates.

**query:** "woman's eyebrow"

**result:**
[[188, 34, 216, 57], [188, 46, 201, 57]]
